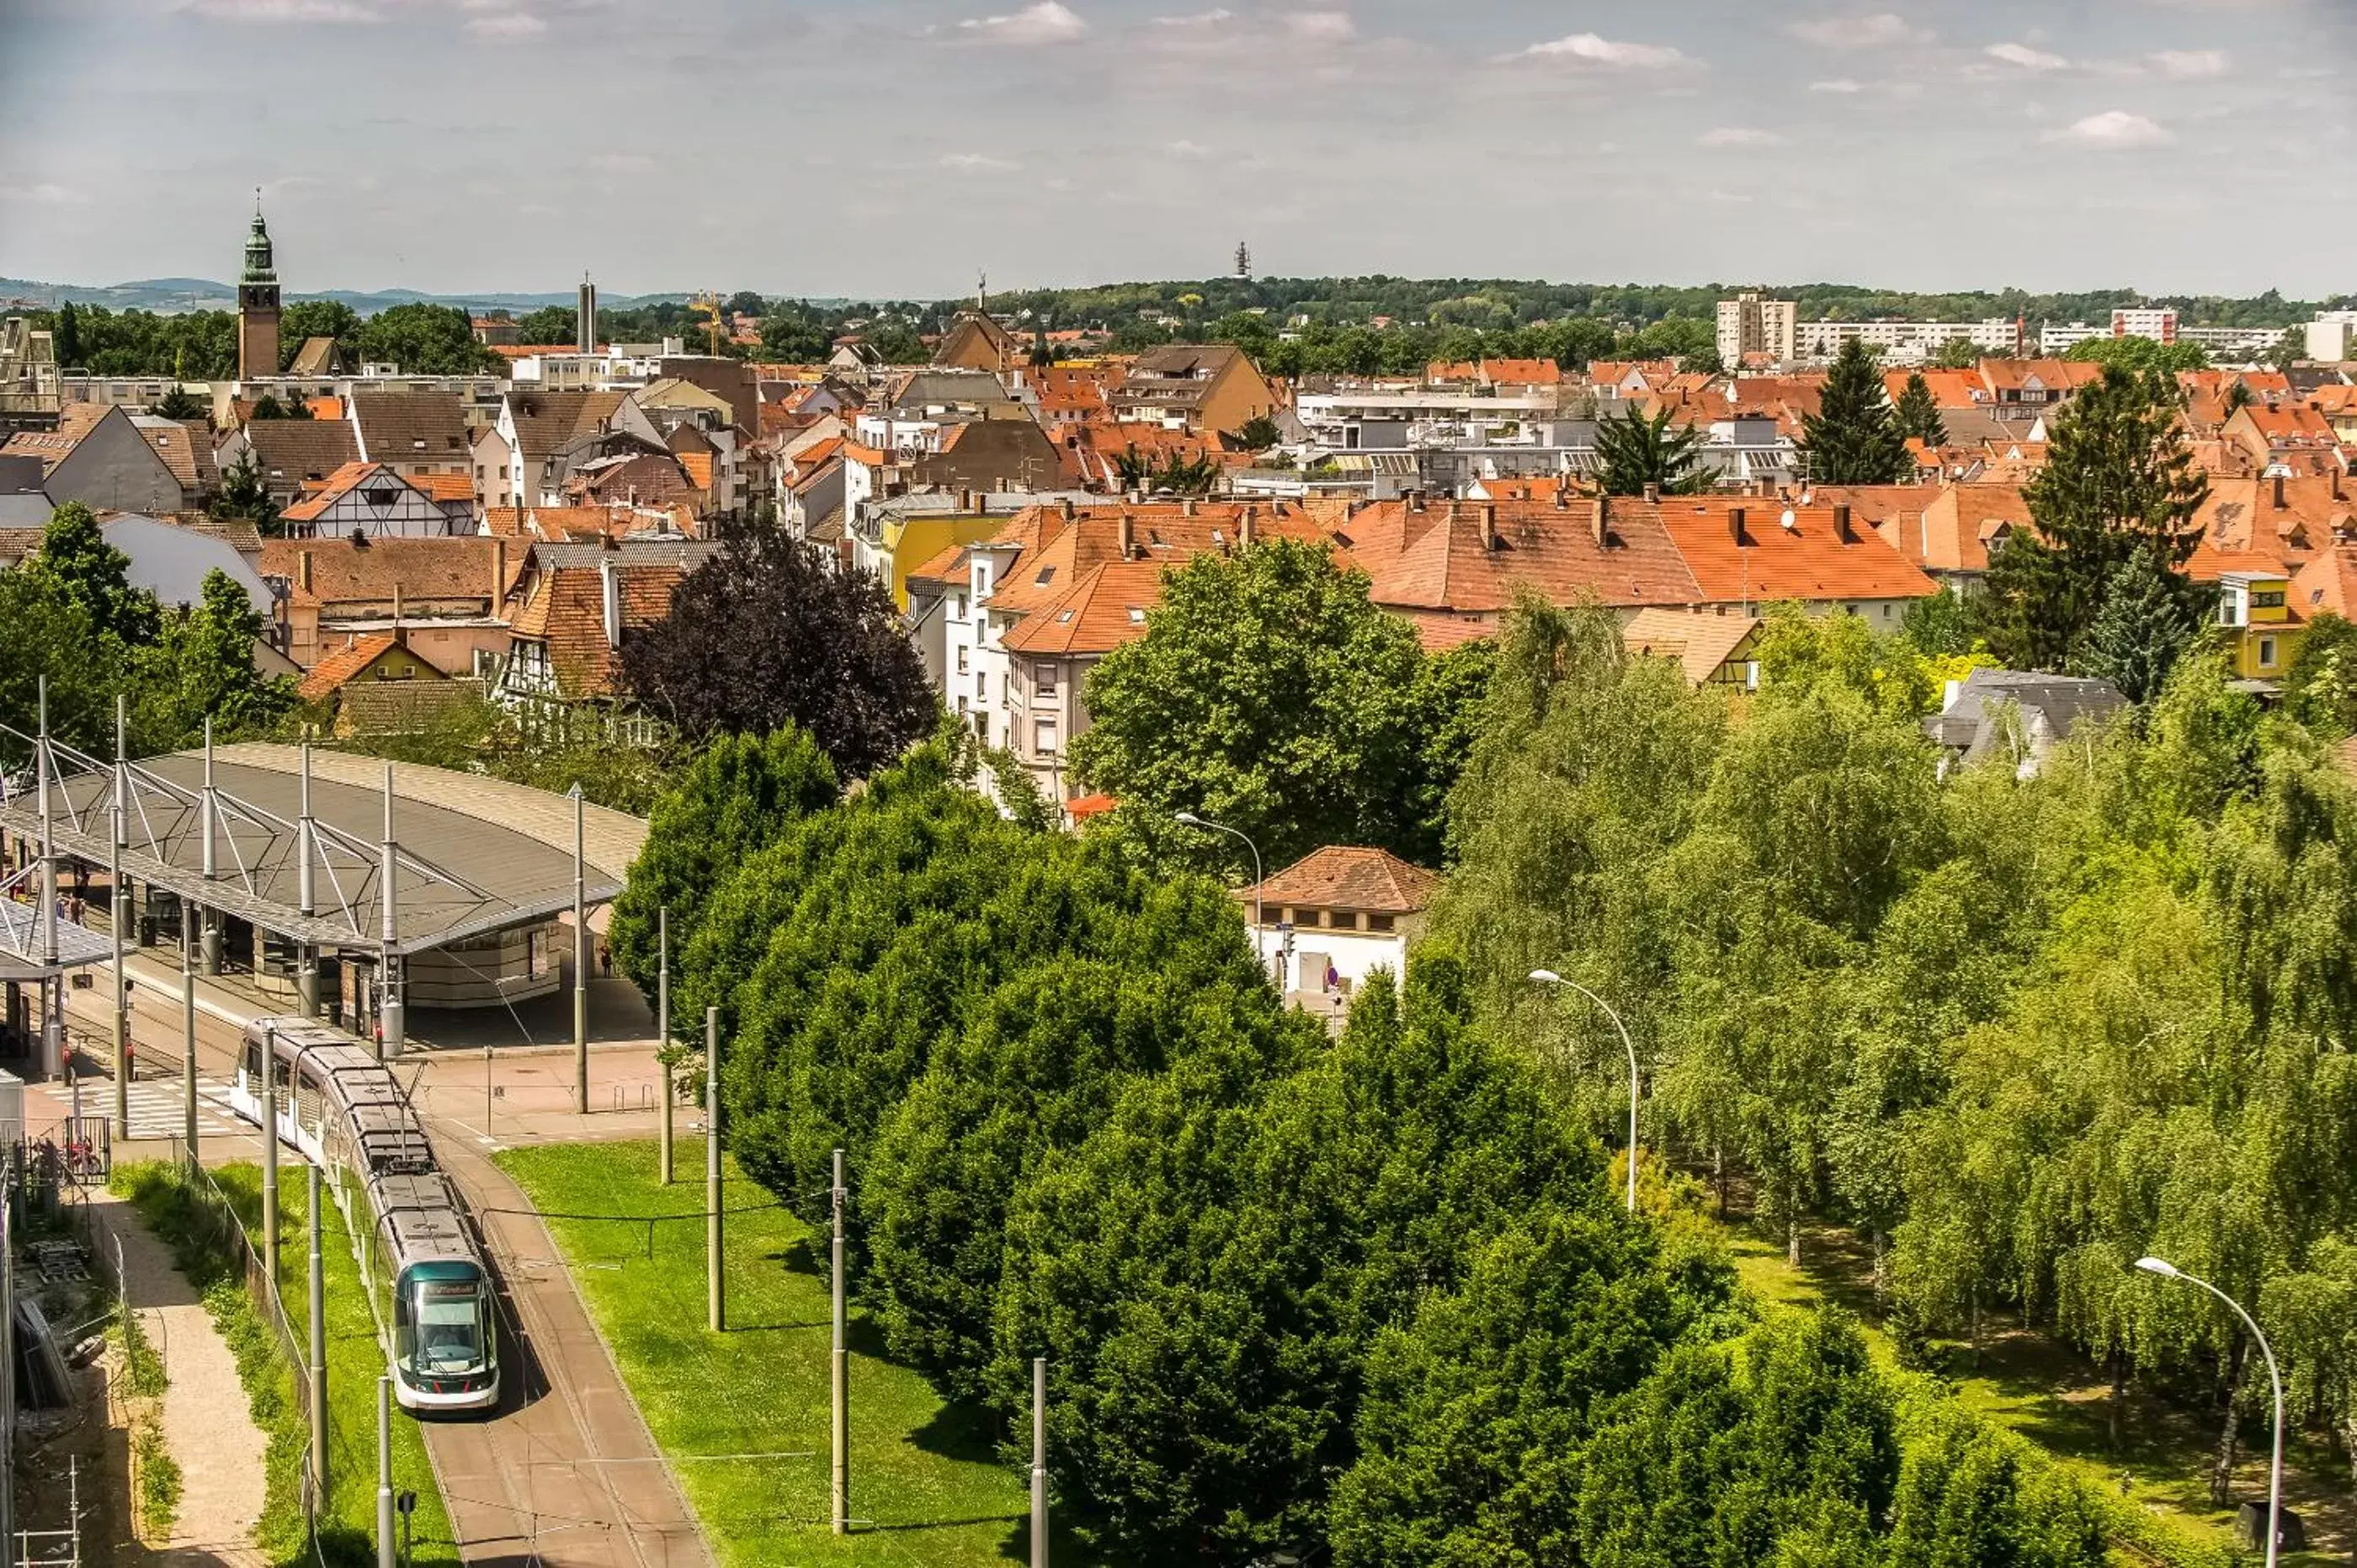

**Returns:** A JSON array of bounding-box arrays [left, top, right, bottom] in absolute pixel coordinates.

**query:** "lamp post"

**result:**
[[2136, 1256, 2283, 1568], [1529, 970, 1639, 1214], [1173, 811, 1268, 982]]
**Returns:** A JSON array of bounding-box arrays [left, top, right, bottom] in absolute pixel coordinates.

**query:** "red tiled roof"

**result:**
[[1656, 497, 1939, 603], [281, 461, 431, 524], [1001, 561, 1168, 656], [1622, 607, 1760, 685], [1239, 845, 1440, 916], [508, 556, 687, 697], [298, 632, 399, 700], [1342, 497, 1700, 614]]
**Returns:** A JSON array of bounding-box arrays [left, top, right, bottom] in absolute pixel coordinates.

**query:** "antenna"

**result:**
[[1235, 241, 1252, 280]]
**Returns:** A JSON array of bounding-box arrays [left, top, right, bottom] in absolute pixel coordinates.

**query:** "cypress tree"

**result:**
[[1801, 338, 1909, 484]]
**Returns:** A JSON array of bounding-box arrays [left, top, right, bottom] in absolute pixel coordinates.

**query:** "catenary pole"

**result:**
[[111, 694, 128, 1140], [378, 764, 402, 1060], [308, 1163, 327, 1512], [657, 906, 673, 1184], [182, 915, 199, 1165], [261, 1024, 280, 1297], [2, 1182, 16, 1568], [831, 1146, 849, 1534], [705, 1006, 723, 1333], [296, 741, 317, 1016], [572, 783, 588, 1114], [376, 1374, 396, 1568], [1031, 1356, 1048, 1568], [36, 678, 59, 1082]]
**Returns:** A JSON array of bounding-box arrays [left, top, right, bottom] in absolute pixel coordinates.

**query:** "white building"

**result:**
[[1716, 294, 1799, 366], [2307, 311, 2357, 363], [1236, 846, 1441, 1024], [1795, 317, 2022, 364]]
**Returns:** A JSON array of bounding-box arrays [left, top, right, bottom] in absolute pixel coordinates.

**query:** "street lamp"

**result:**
[[2136, 1255, 2283, 1568], [1530, 969, 1639, 1214], [1173, 811, 1270, 983]]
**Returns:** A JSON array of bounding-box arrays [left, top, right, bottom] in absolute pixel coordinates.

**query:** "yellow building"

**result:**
[[2216, 570, 2301, 682]]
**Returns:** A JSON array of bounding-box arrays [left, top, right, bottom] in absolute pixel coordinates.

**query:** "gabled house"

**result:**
[[933, 310, 1021, 375], [1234, 846, 1441, 1019], [129, 416, 218, 508], [1112, 344, 1279, 434], [2223, 401, 2349, 479], [0, 403, 184, 513], [348, 391, 474, 481], [215, 418, 362, 510], [297, 628, 464, 736], [1927, 669, 2126, 777], [491, 390, 665, 508], [494, 538, 716, 726], [258, 534, 523, 678], [280, 460, 466, 537], [2214, 567, 2301, 684], [1622, 606, 1763, 688]]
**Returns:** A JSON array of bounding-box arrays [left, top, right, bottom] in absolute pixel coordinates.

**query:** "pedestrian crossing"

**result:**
[[118, 1076, 245, 1140]]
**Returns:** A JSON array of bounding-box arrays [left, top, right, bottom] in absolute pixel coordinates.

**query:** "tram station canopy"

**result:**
[[0, 741, 646, 959]]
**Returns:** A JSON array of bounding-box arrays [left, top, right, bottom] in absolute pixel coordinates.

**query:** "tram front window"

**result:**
[[394, 1263, 490, 1382]]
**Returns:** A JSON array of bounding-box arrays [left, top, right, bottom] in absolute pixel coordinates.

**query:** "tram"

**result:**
[[229, 1015, 500, 1414]]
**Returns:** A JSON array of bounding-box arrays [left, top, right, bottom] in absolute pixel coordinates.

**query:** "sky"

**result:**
[[1, 0, 2352, 302]]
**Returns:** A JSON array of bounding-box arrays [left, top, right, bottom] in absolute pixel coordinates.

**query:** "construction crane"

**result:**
[[690, 290, 727, 355]]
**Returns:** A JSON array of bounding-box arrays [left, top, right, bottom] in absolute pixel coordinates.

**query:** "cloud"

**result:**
[[2152, 47, 2227, 77], [2046, 109, 2171, 147], [586, 152, 656, 173], [941, 152, 1021, 171], [1698, 126, 1781, 146], [1786, 13, 1918, 48], [1985, 40, 2068, 71], [466, 11, 546, 35], [1517, 32, 1689, 68], [1149, 7, 1230, 23], [1809, 77, 1864, 93], [957, 2, 1086, 43], [0, 183, 90, 205], [186, 0, 379, 20], [1284, 10, 1354, 41]]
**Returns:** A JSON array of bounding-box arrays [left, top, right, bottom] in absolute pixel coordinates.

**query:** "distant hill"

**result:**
[[0, 276, 693, 316]]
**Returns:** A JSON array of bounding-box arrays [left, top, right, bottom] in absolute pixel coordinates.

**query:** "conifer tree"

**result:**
[[1801, 338, 1909, 484], [1895, 371, 1947, 448]]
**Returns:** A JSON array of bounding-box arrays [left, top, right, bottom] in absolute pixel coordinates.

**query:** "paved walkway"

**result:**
[[88, 1190, 272, 1568]]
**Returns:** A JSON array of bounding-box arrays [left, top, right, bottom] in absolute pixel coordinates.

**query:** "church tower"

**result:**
[[238, 194, 282, 380]]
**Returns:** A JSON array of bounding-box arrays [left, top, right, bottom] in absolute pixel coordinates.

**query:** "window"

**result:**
[[1367, 913, 1396, 933], [955, 646, 969, 674], [2253, 589, 2285, 609], [1037, 663, 1058, 697], [2259, 635, 2278, 669], [1035, 717, 1059, 755], [975, 671, 986, 699]]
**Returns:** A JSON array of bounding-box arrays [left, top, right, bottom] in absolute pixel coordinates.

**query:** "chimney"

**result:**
[[2274, 474, 2287, 509], [391, 581, 403, 624], [1833, 502, 1855, 544], [960, 487, 974, 512], [1478, 502, 1498, 550], [1729, 506, 1748, 546], [1408, 489, 1424, 514], [1643, 482, 1661, 504], [1240, 503, 1257, 547], [297, 548, 312, 593], [1183, 497, 1198, 517], [1590, 496, 1608, 548], [490, 537, 507, 607], [1553, 483, 1569, 510], [2335, 470, 2346, 502], [1060, 497, 1076, 521], [599, 556, 622, 648], [1446, 498, 1460, 522], [1118, 509, 1135, 559]]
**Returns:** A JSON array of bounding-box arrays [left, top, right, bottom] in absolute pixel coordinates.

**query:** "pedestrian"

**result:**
[[599, 938, 611, 980]]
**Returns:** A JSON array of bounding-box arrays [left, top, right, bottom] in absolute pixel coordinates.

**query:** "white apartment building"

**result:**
[[2308, 311, 2357, 363], [2040, 313, 2284, 359], [1793, 317, 2022, 363], [1716, 293, 1799, 366]]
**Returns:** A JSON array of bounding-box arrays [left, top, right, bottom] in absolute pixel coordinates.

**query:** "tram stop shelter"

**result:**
[[0, 731, 646, 1081]]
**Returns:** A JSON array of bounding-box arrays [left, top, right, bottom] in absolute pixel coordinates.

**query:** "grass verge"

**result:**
[[113, 1161, 460, 1566], [1727, 1221, 2344, 1568], [133, 1411, 183, 1540], [496, 1139, 1037, 1568]]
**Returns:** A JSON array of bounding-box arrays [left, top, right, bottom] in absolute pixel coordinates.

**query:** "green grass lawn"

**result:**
[[495, 1140, 1040, 1568], [119, 1161, 460, 1566], [1728, 1220, 2348, 1568]]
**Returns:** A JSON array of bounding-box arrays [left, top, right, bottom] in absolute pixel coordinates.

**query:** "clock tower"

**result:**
[[238, 193, 282, 380]]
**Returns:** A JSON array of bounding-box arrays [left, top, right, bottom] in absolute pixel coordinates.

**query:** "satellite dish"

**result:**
[[1780, 508, 1798, 531]]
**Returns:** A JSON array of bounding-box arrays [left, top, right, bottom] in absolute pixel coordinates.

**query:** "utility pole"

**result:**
[[308, 1163, 327, 1513], [831, 1146, 849, 1535], [261, 1025, 279, 1298], [181, 914, 199, 1167], [705, 1006, 723, 1333], [111, 694, 128, 1141], [1030, 1357, 1048, 1568], [375, 1374, 396, 1568], [572, 783, 588, 1114], [36, 677, 60, 1082], [296, 741, 317, 1017], [200, 718, 220, 975], [657, 906, 673, 1184]]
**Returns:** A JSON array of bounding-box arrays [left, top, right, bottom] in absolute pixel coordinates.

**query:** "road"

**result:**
[[51, 949, 715, 1568]]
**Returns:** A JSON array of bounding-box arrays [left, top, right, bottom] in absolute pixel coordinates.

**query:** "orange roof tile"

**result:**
[[1653, 497, 1939, 603], [1343, 496, 1701, 614], [1239, 845, 1440, 916], [298, 632, 400, 699]]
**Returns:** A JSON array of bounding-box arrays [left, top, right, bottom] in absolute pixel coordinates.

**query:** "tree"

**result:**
[[1226, 414, 1283, 450], [1591, 403, 1711, 496], [514, 306, 576, 346], [54, 300, 81, 367], [247, 392, 307, 421], [616, 518, 936, 779], [26, 502, 158, 647], [723, 290, 766, 320], [863, 322, 927, 364], [1895, 371, 1948, 448], [354, 302, 502, 375], [2077, 543, 2204, 704], [0, 567, 123, 752], [277, 299, 361, 365], [152, 385, 205, 423], [1071, 538, 1473, 870], [210, 450, 283, 534], [1977, 364, 2208, 671], [758, 307, 830, 361], [2064, 334, 2210, 375], [605, 726, 839, 1017], [1934, 336, 1982, 369], [1801, 338, 1909, 485], [130, 568, 295, 745], [2283, 612, 2357, 738]]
